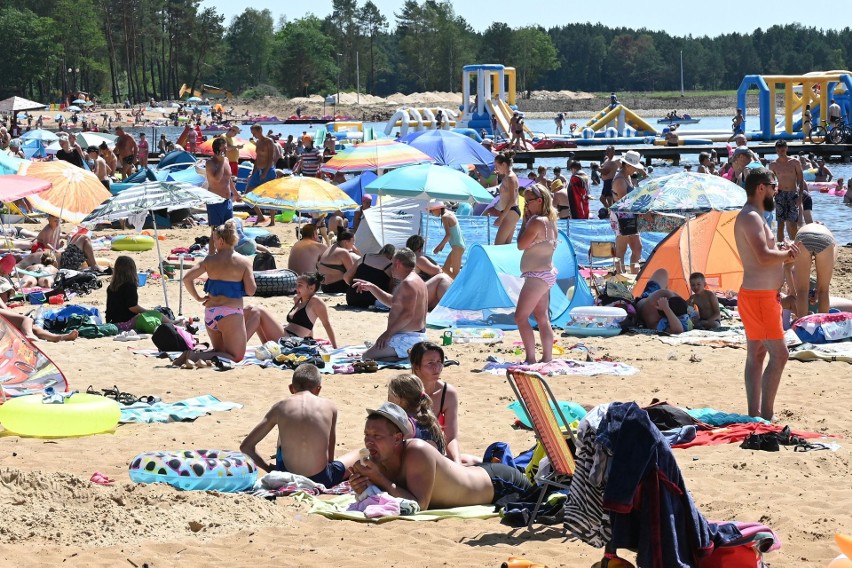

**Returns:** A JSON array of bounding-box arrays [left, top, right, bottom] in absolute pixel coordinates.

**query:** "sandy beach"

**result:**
[[1, 221, 851, 568]]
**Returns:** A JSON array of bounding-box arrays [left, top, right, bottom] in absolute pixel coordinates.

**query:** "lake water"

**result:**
[[124, 115, 852, 244]]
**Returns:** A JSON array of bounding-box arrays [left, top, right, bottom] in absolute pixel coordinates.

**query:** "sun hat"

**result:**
[[425, 199, 446, 211], [366, 401, 414, 437], [620, 150, 646, 172]]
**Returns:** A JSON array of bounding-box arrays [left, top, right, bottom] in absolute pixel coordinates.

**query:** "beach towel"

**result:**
[[477, 357, 638, 377], [789, 341, 852, 363], [119, 395, 241, 424], [686, 408, 769, 427], [657, 327, 801, 349], [672, 423, 827, 449], [320, 345, 411, 374], [295, 492, 498, 523]]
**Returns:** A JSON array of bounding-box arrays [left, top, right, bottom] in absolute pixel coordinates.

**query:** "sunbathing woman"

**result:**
[[16, 252, 58, 288], [245, 272, 338, 348], [179, 220, 256, 365], [388, 373, 446, 455], [409, 341, 480, 464], [0, 307, 78, 342], [515, 183, 558, 363], [344, 244, 395, 308], [316, 229, 359, 293]]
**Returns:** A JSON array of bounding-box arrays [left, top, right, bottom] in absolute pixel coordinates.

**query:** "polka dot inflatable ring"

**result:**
[[129, 449, 258, 492]]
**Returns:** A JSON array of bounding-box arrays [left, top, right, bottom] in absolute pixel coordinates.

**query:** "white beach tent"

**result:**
[[354, 197, 426, 253]]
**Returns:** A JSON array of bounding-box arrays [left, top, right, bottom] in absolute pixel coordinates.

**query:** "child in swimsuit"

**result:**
[[427, 200, 465, 279]]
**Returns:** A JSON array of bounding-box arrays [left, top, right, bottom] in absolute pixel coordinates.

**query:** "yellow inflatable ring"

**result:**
[[112, 235, 156, 252], [0, 393, 121, 437]]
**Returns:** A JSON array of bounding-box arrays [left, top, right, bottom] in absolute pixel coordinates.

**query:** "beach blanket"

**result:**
[[789, 341, 852, 363], [295, 492, 498, 523], [685, 408, 769, 427], [477, 356, 638, 377], [672, 423, 827, 449], [119, 395, 241, 424], [658, 327, 801, 349], [132, 348, 275, 368], [321, 345, 411, 374]]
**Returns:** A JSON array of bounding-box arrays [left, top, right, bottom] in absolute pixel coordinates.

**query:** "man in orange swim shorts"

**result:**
[[734, 168, 799, 420]]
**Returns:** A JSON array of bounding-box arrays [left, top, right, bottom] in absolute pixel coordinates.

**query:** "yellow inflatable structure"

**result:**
[[584, 104, 657, 135]]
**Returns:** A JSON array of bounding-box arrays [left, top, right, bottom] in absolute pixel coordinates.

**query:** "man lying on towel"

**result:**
[[634, 268, 692, 334], [349, 402, 531, 510]]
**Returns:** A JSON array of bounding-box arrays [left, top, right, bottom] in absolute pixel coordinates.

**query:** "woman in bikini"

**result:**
[[180, 220, 256, 365], [493, 153, 520, 245], [315, 229, 359, 293], [515, 183, 558, 364], [791, 223, 836, 318]]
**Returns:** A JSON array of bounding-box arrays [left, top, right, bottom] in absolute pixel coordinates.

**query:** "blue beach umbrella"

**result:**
[[400, 129, 495, 177], [21, 129, 59, 143], [66, 106, 82, 113], [187, 96, 203, 103], [72, 99, 87, 105], [365, 164, 493, 203]]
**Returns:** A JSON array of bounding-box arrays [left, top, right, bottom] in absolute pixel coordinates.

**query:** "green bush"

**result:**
[[240, 84, 280, 100]]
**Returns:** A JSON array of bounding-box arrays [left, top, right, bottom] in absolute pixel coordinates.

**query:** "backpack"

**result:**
[[254, 234, 281, 247], [253, 251, 276, 271], [152, 322, 197, 352]]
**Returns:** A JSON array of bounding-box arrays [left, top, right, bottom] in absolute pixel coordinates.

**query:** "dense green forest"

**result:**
[[2, 0, 851, 103]]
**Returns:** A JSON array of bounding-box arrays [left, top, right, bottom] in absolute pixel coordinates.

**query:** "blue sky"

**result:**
[[201, 0, 845, 38]]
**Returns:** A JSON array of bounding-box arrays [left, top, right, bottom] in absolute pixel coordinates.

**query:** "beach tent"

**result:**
[[632, 211, 741, 299], [0, 315, 68, 400], [426, 232, 594, 329], [353, 197, 424, 253]]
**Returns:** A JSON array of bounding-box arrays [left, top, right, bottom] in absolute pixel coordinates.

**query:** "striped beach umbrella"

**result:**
[[242, 176, 358, 213], [321, 139, 433, 174]]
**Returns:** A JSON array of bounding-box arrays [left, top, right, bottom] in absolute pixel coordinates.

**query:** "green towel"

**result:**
[[295, 492, 498, 523]]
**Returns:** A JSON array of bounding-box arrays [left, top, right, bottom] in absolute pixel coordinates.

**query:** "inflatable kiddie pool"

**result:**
[[0, 393, 121, 437], [112, 235, 155, 252], [129, 449, 258, 492], [562, 306, 627, 337]]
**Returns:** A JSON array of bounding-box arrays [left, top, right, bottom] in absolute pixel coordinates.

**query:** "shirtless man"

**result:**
[[287, 225, 327, 275], [27, 215, 100, 272], [241, 364, 356, 485], [246, 123, 276, 225], [353, 248, 428, 361], [598, 145, 618, 208], [349, 403, 531, 510], [206, 137, 240, 254], [768, 139, 805, 243], [86, 146, 110, 190], [114, 126, 138, 178], [493, 153, 520, 245], [734, 167, 799, 419], [633, 269, 689, 334]]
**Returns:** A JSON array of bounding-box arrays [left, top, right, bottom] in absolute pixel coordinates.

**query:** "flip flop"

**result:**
[[90, 472, 115, 486]]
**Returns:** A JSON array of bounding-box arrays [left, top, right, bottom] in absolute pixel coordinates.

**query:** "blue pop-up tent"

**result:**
[[426, 231, 594, 329]]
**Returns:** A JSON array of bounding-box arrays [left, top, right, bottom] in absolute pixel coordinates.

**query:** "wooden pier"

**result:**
[[513, 143, 852, 168]]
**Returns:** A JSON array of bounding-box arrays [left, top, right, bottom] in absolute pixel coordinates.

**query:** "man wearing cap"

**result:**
[[353, 195, 372, 232], [734, 167, 798, 419], [349, 402, 532, 510], [611, 150, 644, 273], [768, 140, 805, 243], [224, 126, 243, 176], [598, 146, 618, 208], [353, 248, 428, 361]]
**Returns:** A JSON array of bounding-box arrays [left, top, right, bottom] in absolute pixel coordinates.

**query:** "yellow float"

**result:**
[[0, 393, 121, 437], [111, 235, 155, 252]]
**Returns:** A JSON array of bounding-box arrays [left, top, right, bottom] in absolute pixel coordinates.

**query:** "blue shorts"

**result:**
[[477, 463, 532, 504], [775, 191, 800, 223], [206, 199, 233, 227], [246, 167, 276, 191], [601, 178, 613, 198], [276, 447, 346, 488], [638, 280, 662, 301]]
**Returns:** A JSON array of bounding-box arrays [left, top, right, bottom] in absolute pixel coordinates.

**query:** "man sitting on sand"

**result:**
[[352, 248, 428, 361], [349, 402, 532, 510], [634, 268, 691, 334], [17, 216, 102, 273], [688, 272, 721, 330], [288, 225, 327, 275], [240, 364, 356, 485]]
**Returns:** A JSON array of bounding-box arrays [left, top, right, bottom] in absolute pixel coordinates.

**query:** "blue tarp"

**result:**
[[426, 231, 594, 330]]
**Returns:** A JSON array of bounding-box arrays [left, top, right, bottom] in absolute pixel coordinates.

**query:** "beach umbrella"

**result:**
[[0, 153, 26, 176], [242, 176, 358, 213], [82, 181, 224, 308], [400, 129, 495, 177], [337, 171, 378, 203], [186, 96, 203, 103], [66, 106, 82, 113], [0, 96, 46, 113], [321, 139, 433, 174], [365, 164, 493, 203], [20, 129, 59, 143], [45, 132, 115, 154], [0, 175, 51, 201], [72, 99, 87, 105], [17, 160, 111, 224], [196, 137, 256, 161]]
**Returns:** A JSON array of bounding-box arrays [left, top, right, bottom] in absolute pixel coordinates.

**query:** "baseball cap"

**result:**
[[366, 401, 413, 437]]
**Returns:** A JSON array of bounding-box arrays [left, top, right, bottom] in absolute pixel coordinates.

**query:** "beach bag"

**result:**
[[792, 312, 852, 344], [253, 251, 276, 271], [135, 311, 163, 334], [152, 322, 196, 352], [254, 234, 281, 247], [54, 270, 102, 296]]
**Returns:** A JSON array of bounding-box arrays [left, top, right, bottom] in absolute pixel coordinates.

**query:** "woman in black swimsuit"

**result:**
[[344, 244, 395, 308], [316, 229, 359, 293], [283, 272, 337, 347]]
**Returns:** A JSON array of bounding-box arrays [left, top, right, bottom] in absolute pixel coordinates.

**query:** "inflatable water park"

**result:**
[[382, 66, 852, 148]]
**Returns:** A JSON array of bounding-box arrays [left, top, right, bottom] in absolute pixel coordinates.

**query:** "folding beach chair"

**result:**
[[506, 369, 577, 530]]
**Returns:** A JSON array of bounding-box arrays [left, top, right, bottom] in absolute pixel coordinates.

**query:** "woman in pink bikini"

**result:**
[[515, 183, 559, 363], [180, 220, 256, 365]]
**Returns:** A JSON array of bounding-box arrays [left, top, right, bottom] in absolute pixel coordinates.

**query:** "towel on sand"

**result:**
[[295, 492, 498, 523], [478, 357, 638, 377], [120, 395, 241, 423]]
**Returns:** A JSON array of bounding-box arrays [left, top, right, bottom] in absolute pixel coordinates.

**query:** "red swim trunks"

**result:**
[[229, 161, 239, 176], [738, 288, 783, 341]]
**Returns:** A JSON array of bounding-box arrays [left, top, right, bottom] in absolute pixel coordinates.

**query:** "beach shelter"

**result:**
[[426, 232, 594, 329], [633, 211, 741, 299], [338, 171, 378, 203], [0, 315, 68, 401], [400, 129, 495, 177], [0, 96, 46, 114], [157, 150, 197, 171], [353, 197, 424, 253]]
